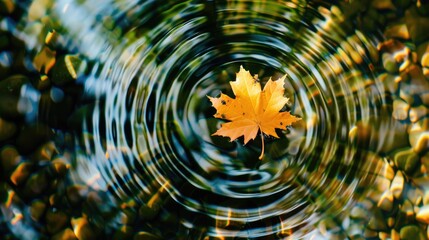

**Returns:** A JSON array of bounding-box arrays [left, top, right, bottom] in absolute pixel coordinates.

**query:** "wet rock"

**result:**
[[409, 118, 429, 154], [30, 199, 46, 221], [384, 23, 410, 40], [16, 123, 54, 154], [405, 6, 429, 44], [66, 185, 88, 206], [367, 208, 388, 231], [0, 75, 29, 95], [377, 190, 394, 212], [417, 42, 429, 68], [28, 0, 52, 21], [364, 228, 378, 238], [416, 205, 429, 224], [392, 99, 409, 120], [35, 74, 51, 91], [400, 225, 426, 240], [46, 209, 69, 234], [411, 131, 429, 154], [24, 171, 48, 196], [71, 217, 97, 240], [51, 228, 77, 240], [0, 0, 15, 15], [133, 231, 163, 240], [409, 106, 429, 123], [10, 162, 33, 186], [33, 46, 56, 74], [407, 187, 423, 206], [394, 148, 419, 174], [0, 94, 21, 119], [380, 160, 395, 180], [0, 145, 20, 173], [401, 199, 414, 218], [379, 73, 399, 95], [401, 65, 429, 104], [391, 171, 404, 199], [383, 52, 399, 73], [31, 141, 57, 162], [0, 117, 16, 141], [391, 229, 400, 240], [51, 54, 85, 86], [49, 158, 68, 178]]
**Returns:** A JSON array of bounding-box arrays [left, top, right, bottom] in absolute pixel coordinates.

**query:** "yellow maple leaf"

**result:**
[[208, 66, 301, 159]]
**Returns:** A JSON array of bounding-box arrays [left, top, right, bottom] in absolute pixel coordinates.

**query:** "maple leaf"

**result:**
[[208, 66, 301, 159]]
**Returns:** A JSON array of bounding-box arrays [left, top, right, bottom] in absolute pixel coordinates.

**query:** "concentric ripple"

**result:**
[[62, 0, 386, 238]]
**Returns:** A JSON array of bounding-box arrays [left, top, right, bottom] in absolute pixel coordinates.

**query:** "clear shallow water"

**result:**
[[1, 0, 425, 239]]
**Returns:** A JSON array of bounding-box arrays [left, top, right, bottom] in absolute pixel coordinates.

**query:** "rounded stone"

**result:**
[[0, 75, 30, 96], [24, 171, 49, 196], [30, 200, 46, 221], [71, 217, 97, 240], [377, 190, 394, 212], [46, 209, 69, 234], [391, 171, 404, 199], [66, 185, 88, 206], [0, 117, 17, 142], [399, 225, 425, 240], [393, 148, 419, 174], [10, 162, 33, 186], [0, 145, 20, 173], [383, 53, 399, 73], [16, 124, 54, 154], [416, 205, 429, 224]]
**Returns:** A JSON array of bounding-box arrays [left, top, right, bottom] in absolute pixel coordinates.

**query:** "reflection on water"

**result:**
[[1, 0, 429, 239]]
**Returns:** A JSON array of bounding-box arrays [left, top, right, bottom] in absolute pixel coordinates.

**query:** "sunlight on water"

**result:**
[[1, 0, 429, 239]]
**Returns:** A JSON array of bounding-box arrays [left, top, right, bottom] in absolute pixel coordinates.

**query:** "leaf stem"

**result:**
[[259, 132, 264, 160]]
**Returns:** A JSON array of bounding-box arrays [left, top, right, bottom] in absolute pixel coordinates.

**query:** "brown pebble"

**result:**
[[384, 23, 410, 40], [46, 209, 69, 234], [31, 141, 57, 162], [10, 162, 33, 186], [400, 224, 426, 240], [66, 185, 88, 206], [1, 145, 21, 173], [416, 205, 429, 224], [50, 158, 68, 177], [24, 171, 48, 196], [0, 117, 16, 141], [0, 74, 30, 96], [405, 6, 429, 43], [391, 171, 405, 199], [377, 190, 394, 212], [30, 199, 46, 221], [409, 106, 429, 123], [392, 99, 409, 120], [71, 217, 96, 240], [0, 94, 21, 119], [394, 148, 419, 174], [16, 124, 54, 154], [367, 208, 388, 231]]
